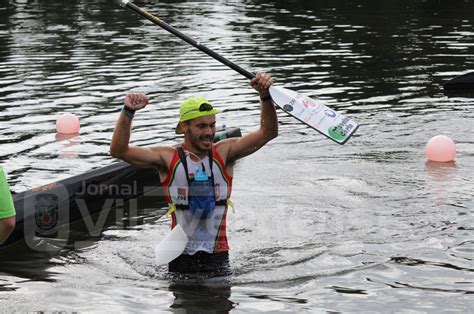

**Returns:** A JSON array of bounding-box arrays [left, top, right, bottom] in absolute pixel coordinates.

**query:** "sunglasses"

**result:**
[[199, 103, 213, 111], [183, 103, 214, 117]]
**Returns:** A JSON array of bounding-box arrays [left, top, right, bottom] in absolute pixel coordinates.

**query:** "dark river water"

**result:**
[[1, 0, 473, 312]]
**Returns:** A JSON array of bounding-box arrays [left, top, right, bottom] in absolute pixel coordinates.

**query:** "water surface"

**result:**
[[1, 0, 473, 312]]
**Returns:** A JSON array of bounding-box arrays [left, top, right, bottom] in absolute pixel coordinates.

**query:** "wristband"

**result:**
[[121, 106, 135, 119], [260, 94, 272, 102]]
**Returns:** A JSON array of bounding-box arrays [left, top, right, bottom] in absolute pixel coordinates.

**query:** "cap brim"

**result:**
[[175, 122, 183, 134]]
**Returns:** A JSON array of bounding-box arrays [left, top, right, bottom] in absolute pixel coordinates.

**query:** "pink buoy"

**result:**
[[56, 113, 80, 134], [425, 135, 456, 162]]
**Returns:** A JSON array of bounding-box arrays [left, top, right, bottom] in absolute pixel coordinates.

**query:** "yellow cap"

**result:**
[[175, 97, 218, 134]]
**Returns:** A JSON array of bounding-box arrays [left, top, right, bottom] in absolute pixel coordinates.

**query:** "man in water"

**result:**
[[110, 72, 277, 274], [0, 165, 16, 245]]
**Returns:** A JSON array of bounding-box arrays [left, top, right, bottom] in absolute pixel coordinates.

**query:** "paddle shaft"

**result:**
[[121, 1, 255, 80], [119, 0, 359, 145]]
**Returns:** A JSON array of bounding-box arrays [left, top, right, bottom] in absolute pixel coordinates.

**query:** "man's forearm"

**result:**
[[260, 98, 278, 140], [110, 112, 133, 158]]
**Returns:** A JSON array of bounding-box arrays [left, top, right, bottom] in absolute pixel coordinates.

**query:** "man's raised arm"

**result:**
[[221, 72, 278, 163], [110, 93, 171, 169]]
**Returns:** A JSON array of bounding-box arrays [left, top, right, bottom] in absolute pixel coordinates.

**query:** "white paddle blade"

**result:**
[[269, 86, 358, 144], [154, 224, 189, 266]]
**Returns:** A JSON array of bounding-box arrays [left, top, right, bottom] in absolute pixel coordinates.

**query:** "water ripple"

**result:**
[[1, 0, 473, 312]]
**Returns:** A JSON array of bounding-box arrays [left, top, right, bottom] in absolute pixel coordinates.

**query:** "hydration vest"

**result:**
[[161, 145, 233, 254], [174, 146, 227, 218]]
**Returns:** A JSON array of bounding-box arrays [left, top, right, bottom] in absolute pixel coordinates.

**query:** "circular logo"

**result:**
[[328, 126, 347, 141], [324, 109, 336, 118], [283, 104, 293, 112], [35, 194, 58, 234]]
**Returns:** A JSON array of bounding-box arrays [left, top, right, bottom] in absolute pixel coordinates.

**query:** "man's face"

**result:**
[[182, 115, 216, 153]]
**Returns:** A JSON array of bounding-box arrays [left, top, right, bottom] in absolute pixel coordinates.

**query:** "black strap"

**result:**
[[207, 148, 215, 187], [177, 146, 191, 186]]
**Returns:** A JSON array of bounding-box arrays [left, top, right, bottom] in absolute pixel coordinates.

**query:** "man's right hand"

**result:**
[[124, 93, 148, 110]]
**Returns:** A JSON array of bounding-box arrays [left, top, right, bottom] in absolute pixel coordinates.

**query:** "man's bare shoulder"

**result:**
[[149, 145, 177, 165], [215, 138, 236, 152], [215, 138, 238, 164], [149, 145, 176, 153]]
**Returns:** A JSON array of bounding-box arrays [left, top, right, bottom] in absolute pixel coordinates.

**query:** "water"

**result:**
[[1, 0, 473, 311]]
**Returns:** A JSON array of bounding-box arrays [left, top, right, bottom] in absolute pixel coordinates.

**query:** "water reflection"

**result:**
[[54, 133, 80, 159], [425, 160, 456, 181], [169, 279, 235, 313], [0, 240, 63, 282], [1, 0, 474, 312]]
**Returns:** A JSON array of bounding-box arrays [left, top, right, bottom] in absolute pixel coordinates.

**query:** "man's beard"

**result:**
[[186, 129, 214, 153]]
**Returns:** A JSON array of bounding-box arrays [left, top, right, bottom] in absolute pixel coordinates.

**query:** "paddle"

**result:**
[[154, 224, 188, 266], [119, 0, 359, 144]]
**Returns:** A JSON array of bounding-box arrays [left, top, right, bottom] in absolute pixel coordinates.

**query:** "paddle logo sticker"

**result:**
[[303, 97, 325, 116], [324, 109, 336, 118], [328, 126, 347, 141], [283, 104, 293, 112], [328, 117, 356, 141], [302, 97, 317, 108]]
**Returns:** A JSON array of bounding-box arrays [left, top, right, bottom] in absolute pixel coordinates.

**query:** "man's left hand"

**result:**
[[251, 72, 273, 97]]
